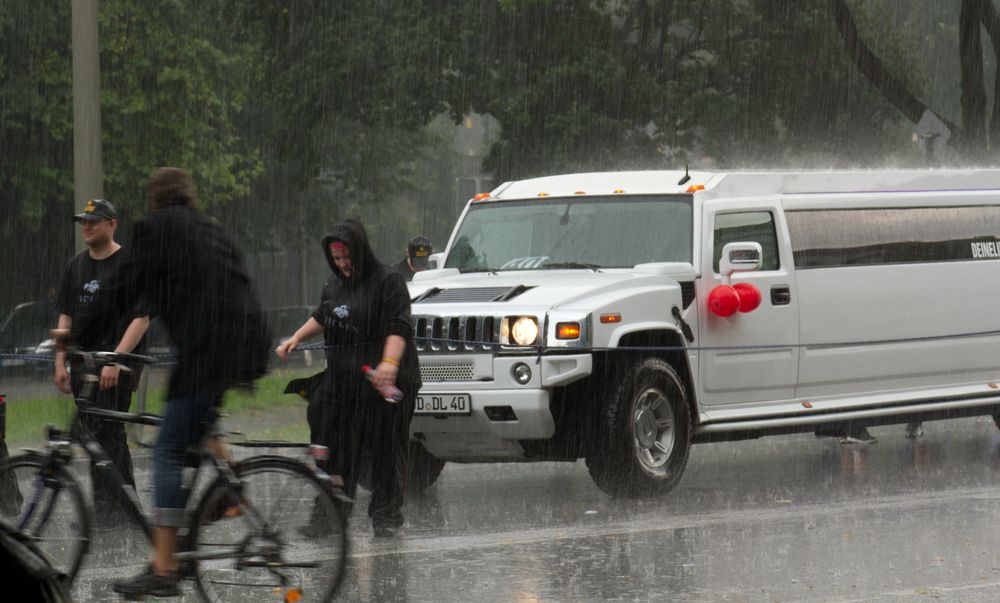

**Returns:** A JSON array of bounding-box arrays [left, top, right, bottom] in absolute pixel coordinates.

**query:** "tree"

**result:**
[[0, 0, 261, 315], [831, 0, 1000, 158], [446, 0, 920, 181]]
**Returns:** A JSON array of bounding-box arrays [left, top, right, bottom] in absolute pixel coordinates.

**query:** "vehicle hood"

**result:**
[[408, 268, 688, 314]]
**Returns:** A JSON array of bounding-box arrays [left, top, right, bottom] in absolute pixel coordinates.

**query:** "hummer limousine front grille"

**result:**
[[420, 362, 475, 381], [413, 315, 499, 353]]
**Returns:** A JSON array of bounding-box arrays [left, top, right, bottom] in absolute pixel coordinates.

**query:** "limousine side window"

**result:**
[[712, 211, 780, 273], [785, 206, 1000, 268]]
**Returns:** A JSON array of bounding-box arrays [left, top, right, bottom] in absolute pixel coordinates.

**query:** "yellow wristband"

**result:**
[[381, 357, 400, 367]]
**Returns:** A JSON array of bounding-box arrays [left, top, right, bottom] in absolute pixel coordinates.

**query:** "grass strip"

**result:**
[[3, 368, 315, 447]]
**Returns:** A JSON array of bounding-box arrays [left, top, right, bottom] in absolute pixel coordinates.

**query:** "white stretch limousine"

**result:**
[[404, 169, 1000, 497]]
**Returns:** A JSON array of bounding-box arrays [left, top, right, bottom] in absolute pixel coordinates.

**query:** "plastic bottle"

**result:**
[[361, 365, 402, 403]]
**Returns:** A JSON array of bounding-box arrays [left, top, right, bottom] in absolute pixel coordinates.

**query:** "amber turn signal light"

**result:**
[[555, 322, 581, 339]]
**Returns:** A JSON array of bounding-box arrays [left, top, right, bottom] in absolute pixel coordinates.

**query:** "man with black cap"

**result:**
[[392, 235, 433, 282], [54, 198, 150, 527]]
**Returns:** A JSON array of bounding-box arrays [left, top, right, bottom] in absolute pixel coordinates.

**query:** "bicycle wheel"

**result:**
[[0, 452, 92, 583], [190, 456, 347, 602]]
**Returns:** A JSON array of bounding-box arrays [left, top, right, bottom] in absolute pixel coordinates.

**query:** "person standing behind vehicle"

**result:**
[[391, 235, 432, 282], [276, 219, 420, 537], [112, 167, 270, 598], [53, 198, 149, 526]]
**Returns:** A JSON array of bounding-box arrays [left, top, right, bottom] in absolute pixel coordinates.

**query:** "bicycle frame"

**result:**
[[17, 346, 346, 593]]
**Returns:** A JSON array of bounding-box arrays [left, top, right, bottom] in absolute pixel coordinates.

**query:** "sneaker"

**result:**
[[373, 525, 399, 538], [905, 422, 924, 439], [112, 565, 180, 599], [839, 427, 877, 445]]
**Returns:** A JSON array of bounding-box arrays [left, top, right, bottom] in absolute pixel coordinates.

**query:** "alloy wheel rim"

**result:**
[[632, 387, 675, 470]]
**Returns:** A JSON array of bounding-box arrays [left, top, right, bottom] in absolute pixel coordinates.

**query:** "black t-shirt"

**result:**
[[391, 258, 416, 282], [56, 248, 146, 354]]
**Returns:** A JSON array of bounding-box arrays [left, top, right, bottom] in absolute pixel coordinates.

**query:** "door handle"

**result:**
[[771, 285, 791, 306]]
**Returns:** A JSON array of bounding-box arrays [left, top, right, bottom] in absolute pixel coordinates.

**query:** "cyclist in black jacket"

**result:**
[[113, 167, 270, 598]]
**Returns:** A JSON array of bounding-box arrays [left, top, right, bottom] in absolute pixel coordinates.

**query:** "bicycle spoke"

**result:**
[[192, 458, 346, 602]]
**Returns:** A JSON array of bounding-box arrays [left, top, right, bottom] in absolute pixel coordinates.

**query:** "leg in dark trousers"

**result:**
[[71, 373, 136, 518], [368, 395, 414, 530]]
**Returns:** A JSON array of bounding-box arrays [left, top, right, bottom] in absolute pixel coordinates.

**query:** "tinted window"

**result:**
[[713, 211, 780, 272], [786, 206, 1000, 268]]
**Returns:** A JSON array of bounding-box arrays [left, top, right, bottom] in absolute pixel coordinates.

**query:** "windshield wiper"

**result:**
[[542, 262, 602, 272], [461, 267, 499, 274]]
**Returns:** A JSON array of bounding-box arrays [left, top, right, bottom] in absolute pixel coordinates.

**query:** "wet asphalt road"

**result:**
[[69, 416, 1000, 602]]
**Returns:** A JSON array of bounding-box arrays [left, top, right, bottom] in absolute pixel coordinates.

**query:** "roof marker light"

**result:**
[[473, 192, 491, 201], [574, 190, 586, 195], [686, 184, 705, 193], [538, 192, 549, 197], [613, 188, 625, 194]]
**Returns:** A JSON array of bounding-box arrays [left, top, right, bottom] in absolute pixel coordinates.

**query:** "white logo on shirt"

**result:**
[[334, 304, 349, 319], [83, 280, 100, 293]]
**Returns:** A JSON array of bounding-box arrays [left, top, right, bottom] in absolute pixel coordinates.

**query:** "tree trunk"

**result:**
[[959, 0, 988, 155], [980, 0, 1000, 150], [828, 0, 928, 124]]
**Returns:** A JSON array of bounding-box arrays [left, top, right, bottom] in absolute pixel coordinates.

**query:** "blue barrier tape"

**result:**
[[5, 324, 1000, 365]]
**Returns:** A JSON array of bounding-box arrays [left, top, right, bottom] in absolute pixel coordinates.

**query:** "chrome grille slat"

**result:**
[[413, 314, 499, 353]]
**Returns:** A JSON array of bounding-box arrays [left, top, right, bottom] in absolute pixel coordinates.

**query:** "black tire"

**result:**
[[0, 452, 91, 583], [585, 357, 691, 498], [406, 441, 445, 493], [189, 456, 347, 603]]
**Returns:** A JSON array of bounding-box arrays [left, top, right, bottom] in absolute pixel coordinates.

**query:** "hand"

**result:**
[[371, 360, 399, 389], [54, 365, 71, 394], [275, 338, 298, 362], [100, 364, 120, 390]]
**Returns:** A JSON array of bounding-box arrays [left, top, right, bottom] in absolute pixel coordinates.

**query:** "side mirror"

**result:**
[[720, 242, 762, 279], [427, 252, 443, 270]]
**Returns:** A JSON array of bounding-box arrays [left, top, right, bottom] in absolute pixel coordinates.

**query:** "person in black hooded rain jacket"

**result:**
[[276, 219, 420, 537]]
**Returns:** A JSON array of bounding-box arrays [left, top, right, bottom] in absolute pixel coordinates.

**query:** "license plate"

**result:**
[[415, 393, 472, 415]]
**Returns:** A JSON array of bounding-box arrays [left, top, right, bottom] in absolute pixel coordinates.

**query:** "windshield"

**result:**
[[444, 195, 692, 272]]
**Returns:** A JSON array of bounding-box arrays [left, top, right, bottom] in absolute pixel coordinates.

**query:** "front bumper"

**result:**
[[411, 353, 592, 460]]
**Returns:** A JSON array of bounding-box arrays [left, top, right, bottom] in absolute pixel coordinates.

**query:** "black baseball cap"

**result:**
[[408, 235, 432, 268], [73, 198, 118, 222]]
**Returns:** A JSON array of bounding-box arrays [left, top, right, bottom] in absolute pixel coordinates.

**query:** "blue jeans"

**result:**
[[152, 384, 224, 528]]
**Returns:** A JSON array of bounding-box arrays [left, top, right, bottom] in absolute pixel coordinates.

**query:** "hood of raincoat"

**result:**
[[321, 219, 381, 283]]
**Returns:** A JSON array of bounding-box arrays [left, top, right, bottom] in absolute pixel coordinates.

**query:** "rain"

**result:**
[[2, 1, 1000, 601]]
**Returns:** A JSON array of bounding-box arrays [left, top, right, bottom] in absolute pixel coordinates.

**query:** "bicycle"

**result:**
[[0, 346, 348, 601]]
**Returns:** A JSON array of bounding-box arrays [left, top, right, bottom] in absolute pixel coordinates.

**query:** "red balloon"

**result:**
[[733, 282, 762, 313], [708, 285, 740, 317]]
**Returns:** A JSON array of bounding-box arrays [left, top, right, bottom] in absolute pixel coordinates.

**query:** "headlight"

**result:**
[[500, 316, 539, 346]]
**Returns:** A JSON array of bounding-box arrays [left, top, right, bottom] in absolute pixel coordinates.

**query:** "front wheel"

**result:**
[[0, 452, 92, 582], [190, 457, 347, 602], [586, 357, 692, 498]]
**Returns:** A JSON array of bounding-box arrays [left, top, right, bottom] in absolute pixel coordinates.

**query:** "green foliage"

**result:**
[[98, 0, 262, 221], [447, 0, 922, 178], [0, 0, 967, 315]]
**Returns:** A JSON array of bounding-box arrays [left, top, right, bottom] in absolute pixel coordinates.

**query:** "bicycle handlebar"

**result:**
[[67, 349, 156, 367]]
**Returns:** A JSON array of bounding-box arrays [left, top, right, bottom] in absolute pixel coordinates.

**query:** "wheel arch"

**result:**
[[613, 328, 699, 426]]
